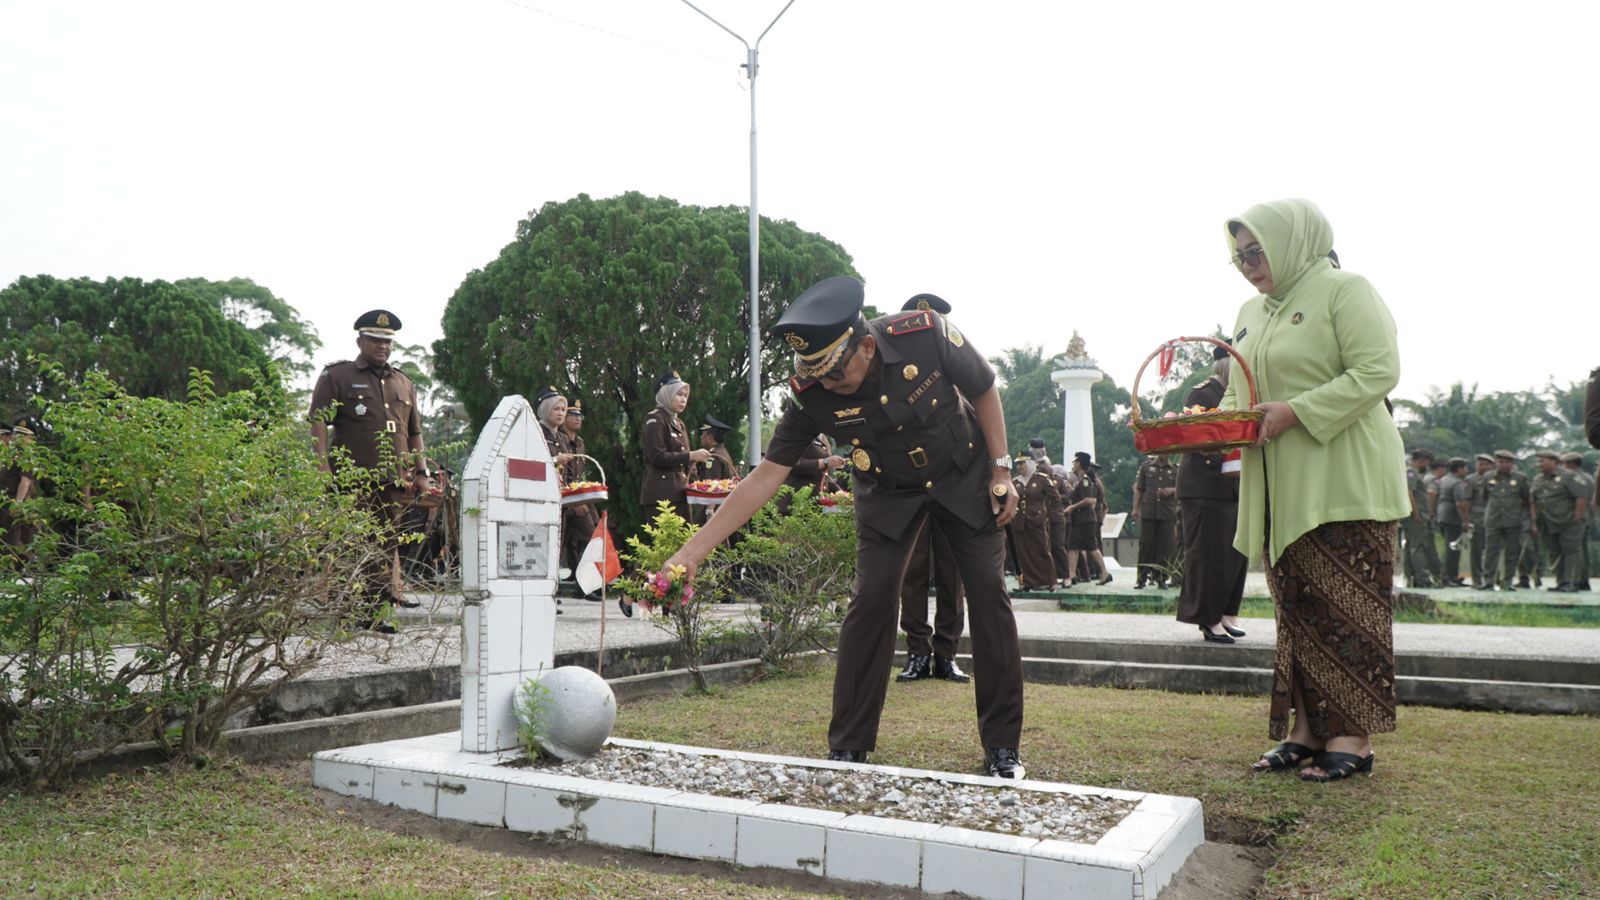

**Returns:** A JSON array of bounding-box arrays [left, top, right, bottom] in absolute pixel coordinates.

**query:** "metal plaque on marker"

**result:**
[[498, 524, 551, 579]]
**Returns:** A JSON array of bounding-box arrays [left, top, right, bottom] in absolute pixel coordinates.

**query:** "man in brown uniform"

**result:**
[[688, 415, 739, 528], [1131, 454, 1178, 588], [895, 293, 968, 685], [560, 399, 602, 594], [664, 276, 1027, 778], [309, 309, 427, 632]]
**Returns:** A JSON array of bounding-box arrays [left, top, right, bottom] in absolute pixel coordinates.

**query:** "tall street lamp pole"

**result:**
[[678, 0, 797, 469]]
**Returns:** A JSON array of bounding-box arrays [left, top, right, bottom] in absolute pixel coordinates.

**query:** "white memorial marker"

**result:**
[[457, 394, 560, 752]]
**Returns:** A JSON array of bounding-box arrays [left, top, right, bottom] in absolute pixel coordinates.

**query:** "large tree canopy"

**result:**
[[0, 275, 275, 417], [434, 191, 858, 535], [175, 276, 321, 383]]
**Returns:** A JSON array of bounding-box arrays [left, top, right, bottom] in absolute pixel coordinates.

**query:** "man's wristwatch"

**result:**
[[990, 456, 1012, 469]]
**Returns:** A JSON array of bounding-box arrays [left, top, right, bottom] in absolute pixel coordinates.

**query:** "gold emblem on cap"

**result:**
[[851, 448, 871, 470], [902, 364, 919, 381], [376, 313, 391, 326], [916, 299, 930, 311], [785, 333, 808, 351]]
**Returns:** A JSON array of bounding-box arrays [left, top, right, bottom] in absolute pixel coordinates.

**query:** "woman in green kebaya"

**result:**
[[1221, 199, 1409, 783]]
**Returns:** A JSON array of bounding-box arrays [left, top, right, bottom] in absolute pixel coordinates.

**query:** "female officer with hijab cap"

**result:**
[[1223, 199, 1408, 783]]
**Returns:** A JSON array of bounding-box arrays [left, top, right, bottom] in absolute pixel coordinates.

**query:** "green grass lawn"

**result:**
[[4, 669, 1597, 898], [1051, 592, 1600, 628]]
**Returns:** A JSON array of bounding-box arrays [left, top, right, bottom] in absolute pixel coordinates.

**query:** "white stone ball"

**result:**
[[514, 666, 617, 760]]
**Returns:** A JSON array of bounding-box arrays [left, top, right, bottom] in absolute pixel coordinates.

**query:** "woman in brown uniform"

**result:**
[[1065, 452, 1113, 585], [1011, 455, 1058, 590], [638, 370, 708, 524]]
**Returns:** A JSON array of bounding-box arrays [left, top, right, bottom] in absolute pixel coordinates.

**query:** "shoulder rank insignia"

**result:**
[[884, 310, 934, 336], [790, 375, 817, 393], [945, 319, 964, 347]]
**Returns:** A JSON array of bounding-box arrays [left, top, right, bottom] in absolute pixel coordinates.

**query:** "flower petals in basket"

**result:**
[[686, 478, 738, 506], [819, 490, 854, 512], [1128, 337, 1263, 455], [560, 480, 609, 506]]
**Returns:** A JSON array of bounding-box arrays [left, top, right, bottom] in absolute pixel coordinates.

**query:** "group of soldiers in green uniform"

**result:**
[[1404, 448, 1595, 592]]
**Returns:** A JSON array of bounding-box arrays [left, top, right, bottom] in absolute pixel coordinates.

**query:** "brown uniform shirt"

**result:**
[[559, 428, 599, 530], [638, 407, 692, 507], [699, 444, 738, 481], [1136, 456, 1179, 519], [765, 310, 996, 541], [782, 435, 832, 495], [1015, 469, 1056, 528], [309, 358, 422, 483]]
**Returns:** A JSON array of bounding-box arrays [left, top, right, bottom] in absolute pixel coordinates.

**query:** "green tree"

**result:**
[[0, 275, 275, 417], [434, 192, 858, 537], [1395, 383, 1561, 460], [174, 277, 322, 383]]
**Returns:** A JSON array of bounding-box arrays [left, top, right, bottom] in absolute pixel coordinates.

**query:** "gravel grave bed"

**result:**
[[509, 746, 1137, 844]]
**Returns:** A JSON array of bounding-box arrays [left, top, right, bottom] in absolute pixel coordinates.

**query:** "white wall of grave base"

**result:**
[[313, 733, 1204, 900]]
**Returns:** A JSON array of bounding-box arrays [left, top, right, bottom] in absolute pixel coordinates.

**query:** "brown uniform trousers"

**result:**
[[765, 310, 1022, 752], [899, 516, 965, 659]]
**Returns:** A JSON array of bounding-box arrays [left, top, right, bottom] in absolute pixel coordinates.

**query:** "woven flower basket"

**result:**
[[559, 454, 609, 506], [1129, 336, 1262, 454]]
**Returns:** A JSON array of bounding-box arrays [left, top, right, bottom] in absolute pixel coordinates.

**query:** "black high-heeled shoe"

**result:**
[[1299, 751, 1374, 782], [1222, 623, 1247, 638], [1200, 625, 1235, 644]]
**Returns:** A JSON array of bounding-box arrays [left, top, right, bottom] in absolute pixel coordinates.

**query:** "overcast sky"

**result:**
[[3, 0, 1596, 408]]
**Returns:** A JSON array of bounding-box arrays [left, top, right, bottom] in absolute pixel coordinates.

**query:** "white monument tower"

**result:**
[[1051, 331, 1103, 461]]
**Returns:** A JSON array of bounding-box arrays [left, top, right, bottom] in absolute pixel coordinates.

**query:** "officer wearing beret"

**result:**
[[1435, 458, 1472, 587], [1466, 453, 1495, 588], [1403, 449, 1444, 588], [664, 276, 1028, 778], [894, 294, 969, 686], [638, 370, 708, 524], [1531, 449, 1588, 592], [1561, 451, 1594, 591], [309, 310, 427, 630], [1481, 450, 1531, 591]]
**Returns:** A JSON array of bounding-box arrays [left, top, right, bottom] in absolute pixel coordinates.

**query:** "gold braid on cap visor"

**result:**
[[792, 326, 854, 378]]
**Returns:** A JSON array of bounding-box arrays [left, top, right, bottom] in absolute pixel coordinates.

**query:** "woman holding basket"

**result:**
[[1223, 199, 1408, 782]]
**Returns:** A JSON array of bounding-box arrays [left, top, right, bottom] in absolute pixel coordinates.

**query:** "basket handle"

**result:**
[[1128, 336, 1258, 426], [569, 453, 608, 487]]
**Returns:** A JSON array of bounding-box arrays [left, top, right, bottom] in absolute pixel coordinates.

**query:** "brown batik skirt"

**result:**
[[1264, 520, 1398, 740]]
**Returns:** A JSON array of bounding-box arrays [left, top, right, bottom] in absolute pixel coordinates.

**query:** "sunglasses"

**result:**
[[1230, 246, 1267, 270], [819, 339, 860, 382]]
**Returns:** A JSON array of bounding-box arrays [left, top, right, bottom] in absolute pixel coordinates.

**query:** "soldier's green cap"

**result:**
[[1475, 453, 1495, 463], [1409, 449, 1433, 461], [1534, 450, 1560, 461], [1493, 449, 1516, 460], [1560, 451, 1583, 463], [1448, 457, 1468, 468]]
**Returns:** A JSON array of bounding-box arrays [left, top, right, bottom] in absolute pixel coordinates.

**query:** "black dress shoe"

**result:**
[[827, 749, 869, 763], [1222, 623, 1247, 638], [618, 598, 634, 618], [985, 747, 1025, 779], [392, 596, 423, 609], [1200, 626, 1235, 644], [358, 619, 399, 635], [896, 654, 932, 682], [932, 656, 971, 684]]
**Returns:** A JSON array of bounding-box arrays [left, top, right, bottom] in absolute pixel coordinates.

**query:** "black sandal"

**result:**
[[1299, 751, 1374, 782], [1250, 742, 1317, 773]]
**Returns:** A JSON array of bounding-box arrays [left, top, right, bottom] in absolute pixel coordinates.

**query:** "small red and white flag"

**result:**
[[575, 512, 623, 595]]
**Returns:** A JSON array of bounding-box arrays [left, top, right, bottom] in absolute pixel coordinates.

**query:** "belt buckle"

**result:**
[[909, 447, 928, 468], [385, 420, 397, 433]]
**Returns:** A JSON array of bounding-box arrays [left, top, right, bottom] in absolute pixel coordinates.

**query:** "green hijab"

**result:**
[[1226, 199, 1335, 307]]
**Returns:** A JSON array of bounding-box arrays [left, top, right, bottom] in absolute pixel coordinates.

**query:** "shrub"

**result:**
[[617, 502, 737, 693], [721, 486, 853, 671], [0, 365, 383, 789]]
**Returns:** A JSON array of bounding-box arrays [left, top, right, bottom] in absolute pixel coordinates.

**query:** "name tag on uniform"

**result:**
[[352, 383, 370, 388]]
